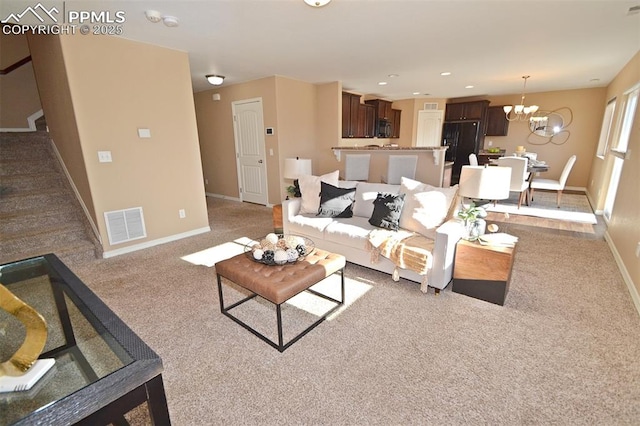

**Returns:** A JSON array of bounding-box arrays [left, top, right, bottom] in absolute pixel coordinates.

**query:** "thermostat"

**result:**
[[265, 127, 274, 135]]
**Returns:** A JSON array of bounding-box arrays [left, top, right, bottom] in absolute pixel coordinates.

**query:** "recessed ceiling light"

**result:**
[[388, 74, 399, 78], [378, 81, 388, 86], [412, 92, 421, 95], [440, 72, 451, 76], [465, 85, 474, 89], [590, 78, 601, 83]]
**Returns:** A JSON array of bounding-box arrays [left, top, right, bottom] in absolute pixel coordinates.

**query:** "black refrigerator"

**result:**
[[442, 121, 481, 185]]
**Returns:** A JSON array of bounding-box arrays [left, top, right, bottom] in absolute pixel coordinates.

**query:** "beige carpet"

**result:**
[[54, 198, 640, 425]]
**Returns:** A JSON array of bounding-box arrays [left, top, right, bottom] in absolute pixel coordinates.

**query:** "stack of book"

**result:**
[[478, 233, 518, 248]]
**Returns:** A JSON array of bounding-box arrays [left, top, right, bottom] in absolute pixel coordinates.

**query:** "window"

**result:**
[[596, 98, 616, 158], [612, 85, 638, 155]]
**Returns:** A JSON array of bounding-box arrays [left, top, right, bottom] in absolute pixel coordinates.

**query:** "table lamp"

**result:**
[[283, 157, 312, 198]]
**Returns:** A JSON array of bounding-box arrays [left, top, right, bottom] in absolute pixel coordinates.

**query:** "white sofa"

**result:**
[[282, 179, 465, 293]]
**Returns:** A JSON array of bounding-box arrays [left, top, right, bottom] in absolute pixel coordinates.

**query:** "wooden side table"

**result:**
[[452, 239, 516, 305], [273, 204, 283, 234]]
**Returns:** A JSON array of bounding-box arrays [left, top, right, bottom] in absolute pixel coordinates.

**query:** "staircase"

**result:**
[[0, 131, 100, 265]]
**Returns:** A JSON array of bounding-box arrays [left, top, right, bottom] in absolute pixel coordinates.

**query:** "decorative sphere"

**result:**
[[296, 244, 307, 256], [274, 249, 288, 265], [252, 248, 264, 260], [286, 248, 299, 262], [266, 233, 279, 244], [262, 250, 275, 263]]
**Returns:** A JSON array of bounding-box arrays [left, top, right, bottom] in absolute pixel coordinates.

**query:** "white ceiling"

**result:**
[[4, 0, 640, 100]]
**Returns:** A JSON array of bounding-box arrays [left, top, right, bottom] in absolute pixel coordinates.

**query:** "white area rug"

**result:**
[[485, 192, 597, 224]]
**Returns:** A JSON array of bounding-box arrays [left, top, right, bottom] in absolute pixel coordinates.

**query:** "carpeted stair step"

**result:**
[[0, 131, 100, 264]]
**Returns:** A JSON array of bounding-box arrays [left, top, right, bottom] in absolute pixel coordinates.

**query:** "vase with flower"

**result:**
[[457, 202, 487, 241]]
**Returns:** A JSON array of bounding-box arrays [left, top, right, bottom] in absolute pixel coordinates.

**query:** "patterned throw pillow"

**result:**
[[368, 192, 406, 231], [317, 182, 356, 218]]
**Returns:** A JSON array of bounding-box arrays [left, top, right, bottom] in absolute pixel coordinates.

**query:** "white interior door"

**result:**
[[232, 98, 268, 205], [416, 110, 444, 147]]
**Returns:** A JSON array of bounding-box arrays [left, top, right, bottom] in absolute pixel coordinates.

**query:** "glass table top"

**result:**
[[0, 255, 158, 425]]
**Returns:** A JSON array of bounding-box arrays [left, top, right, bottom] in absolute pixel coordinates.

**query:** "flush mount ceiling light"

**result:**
[[206, 75, 225, 85], [304, 0, 331, 7], [503, 75, 539, 121]]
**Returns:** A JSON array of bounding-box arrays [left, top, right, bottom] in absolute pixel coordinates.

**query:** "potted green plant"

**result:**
[[457, 202, 487, 241]]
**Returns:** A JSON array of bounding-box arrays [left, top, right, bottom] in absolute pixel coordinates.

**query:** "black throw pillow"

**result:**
[[317, 182, 356, 218], [368, 192, 406, 230]]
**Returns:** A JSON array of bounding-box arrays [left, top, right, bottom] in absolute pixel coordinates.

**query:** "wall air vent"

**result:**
[[423, 102, 438, 110], [104, 207, 147, 245]]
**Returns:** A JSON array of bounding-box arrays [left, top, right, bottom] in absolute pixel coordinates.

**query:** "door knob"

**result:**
[[258, 159, 263, 163]]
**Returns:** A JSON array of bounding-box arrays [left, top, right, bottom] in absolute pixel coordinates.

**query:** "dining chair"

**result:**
[[468, 153, 478, 166], [496, 156, 529, 208], [530, 155, 577, 208]]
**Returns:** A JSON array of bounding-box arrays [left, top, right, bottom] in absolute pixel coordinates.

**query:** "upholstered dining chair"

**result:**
[[344, 154, 371, 181], [530, 155, 577, 208], [496, 156, 529, 208], [468, 153, 478, 166]]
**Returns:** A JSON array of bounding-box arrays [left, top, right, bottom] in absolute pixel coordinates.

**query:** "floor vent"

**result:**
[[104, 207, 146, 245], [423, 102, 439, 110]]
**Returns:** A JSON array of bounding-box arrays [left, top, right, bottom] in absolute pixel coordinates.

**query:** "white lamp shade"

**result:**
[[459, 166, 511, 201], [283, 158, 312, 179]]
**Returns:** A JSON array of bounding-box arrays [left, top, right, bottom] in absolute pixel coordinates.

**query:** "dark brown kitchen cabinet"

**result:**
[[358, 104, 376, 138], [391, 109, 401, 138], [342, 92, 361, 138], [445, 100, 489, 121], [485, 105, 510, 136], [365, 99, 393, 120]]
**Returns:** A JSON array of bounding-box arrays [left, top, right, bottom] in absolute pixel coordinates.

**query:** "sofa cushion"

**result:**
[[369, 192, 406, 231], [287, 214, 334, 240], [399, 177, 459, 239], [317, 182, 356, 218], [323, 216, 377, 250], [353, 182, 401, 218], [298, 170, 339, 214]]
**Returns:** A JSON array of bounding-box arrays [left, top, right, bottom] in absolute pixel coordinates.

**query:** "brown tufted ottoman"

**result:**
[[215, 249, 346, 352]]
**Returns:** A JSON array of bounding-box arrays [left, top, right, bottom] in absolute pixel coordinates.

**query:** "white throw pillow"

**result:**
[[298, 170, 339, 214], [399, 177, 459, 239], [352, 182, 401, 218]]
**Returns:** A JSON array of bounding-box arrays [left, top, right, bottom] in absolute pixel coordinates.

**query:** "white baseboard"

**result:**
[[0, 109, 43, 132], [206, 192, 274, 207], [604, 230, 640, 317], [49, 139, 102, 244], [206, 192, 241, 202], [102, 226, 211, 258]]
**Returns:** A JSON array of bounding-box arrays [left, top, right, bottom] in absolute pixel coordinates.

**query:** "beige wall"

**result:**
[[29, 34, 209, 255], [593, 51, 640, 302], [1, 32, 42, 129], [194, 76, 278, 202], [27, 34, 95, 223], [470, 88, 607, 189]]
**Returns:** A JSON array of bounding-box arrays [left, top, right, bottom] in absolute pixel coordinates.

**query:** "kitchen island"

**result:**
[[331, 145, 449, 187]]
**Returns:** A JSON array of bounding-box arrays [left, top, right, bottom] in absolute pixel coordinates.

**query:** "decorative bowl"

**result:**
[[244, 233, 314, 266]]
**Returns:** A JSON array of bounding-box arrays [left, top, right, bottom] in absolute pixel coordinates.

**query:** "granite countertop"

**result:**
[[332, 145, 446, 151]]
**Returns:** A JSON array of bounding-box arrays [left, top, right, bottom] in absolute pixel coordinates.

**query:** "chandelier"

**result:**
[[503, 76, 539, 121]]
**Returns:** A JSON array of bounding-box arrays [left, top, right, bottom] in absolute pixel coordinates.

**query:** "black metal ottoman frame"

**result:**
[[216, 267, 345, 352]]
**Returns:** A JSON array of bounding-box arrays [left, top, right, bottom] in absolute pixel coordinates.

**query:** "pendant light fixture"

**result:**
[[503, 76, 539, 121]]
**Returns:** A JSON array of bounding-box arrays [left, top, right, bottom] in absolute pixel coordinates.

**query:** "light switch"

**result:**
[[98, 151, 112, 163], [138, 128, 151, 138]]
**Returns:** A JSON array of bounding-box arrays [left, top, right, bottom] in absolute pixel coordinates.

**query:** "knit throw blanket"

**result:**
[[366, 229, 435, 293]]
